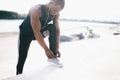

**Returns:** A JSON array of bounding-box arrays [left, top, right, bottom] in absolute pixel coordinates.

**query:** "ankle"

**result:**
[[16, 72, 22, 75]]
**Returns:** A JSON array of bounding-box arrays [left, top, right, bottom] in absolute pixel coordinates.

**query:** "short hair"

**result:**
[[51, 0, 65, 9]]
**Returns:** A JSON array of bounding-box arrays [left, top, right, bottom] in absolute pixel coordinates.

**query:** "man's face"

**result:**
[[49, 2, 62, 15]]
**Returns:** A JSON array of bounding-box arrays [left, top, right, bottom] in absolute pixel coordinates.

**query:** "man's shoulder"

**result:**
[[29, 4, 43, 17]]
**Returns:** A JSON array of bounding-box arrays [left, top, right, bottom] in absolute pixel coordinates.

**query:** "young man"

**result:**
[[16, 0, 65, 75]]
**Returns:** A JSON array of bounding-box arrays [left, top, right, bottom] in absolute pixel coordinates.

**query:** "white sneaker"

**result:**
[[47, 58, 63, 68]]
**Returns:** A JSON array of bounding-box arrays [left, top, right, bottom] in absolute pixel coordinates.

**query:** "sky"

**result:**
[[0, 0, 120, 22]]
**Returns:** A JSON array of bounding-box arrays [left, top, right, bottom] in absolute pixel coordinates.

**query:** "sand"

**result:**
[[1, 26, 120, 80]]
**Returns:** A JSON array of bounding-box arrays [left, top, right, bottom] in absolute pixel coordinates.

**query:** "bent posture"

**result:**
[[16, 0, 65, 75]]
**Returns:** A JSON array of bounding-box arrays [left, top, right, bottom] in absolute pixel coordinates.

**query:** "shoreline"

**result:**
[[0, 32, 18, 37]]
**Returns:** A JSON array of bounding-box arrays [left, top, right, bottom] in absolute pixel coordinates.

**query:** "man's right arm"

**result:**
[[29, 5, 54, 58]]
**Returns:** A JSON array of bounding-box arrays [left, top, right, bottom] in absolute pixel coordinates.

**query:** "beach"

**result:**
[[0, 23, 120, 80]]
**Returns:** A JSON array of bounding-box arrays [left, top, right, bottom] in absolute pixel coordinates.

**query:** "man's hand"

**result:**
[[45, 49, 55, 58], [56, 51, 61, 58]]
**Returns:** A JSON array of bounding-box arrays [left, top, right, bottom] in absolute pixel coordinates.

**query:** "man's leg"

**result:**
[[40, 24, 57, 56], [48, 24, 57, 56], [16, 32, 32, 75], [41, 25, 63, 67]]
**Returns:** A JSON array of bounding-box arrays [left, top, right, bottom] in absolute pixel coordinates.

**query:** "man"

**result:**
[[16, 0, 65, 75]]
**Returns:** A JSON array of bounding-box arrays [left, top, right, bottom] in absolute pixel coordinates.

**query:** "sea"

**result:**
[[0, 19, 117, 35]]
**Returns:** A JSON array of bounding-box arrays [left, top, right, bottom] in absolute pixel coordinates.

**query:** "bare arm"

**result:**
[[29, 5, 54, 58]]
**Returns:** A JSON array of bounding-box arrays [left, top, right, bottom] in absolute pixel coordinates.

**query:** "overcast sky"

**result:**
[[0, 0, 120, 21]]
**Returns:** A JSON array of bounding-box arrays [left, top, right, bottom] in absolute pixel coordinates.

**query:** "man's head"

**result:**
[[48, 0, 65, 15], [51, 0, 65, 9]]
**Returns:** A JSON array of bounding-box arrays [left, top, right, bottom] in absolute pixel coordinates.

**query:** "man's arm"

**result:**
[[53, 13, 61, 57], [29, 5, 54, 58]]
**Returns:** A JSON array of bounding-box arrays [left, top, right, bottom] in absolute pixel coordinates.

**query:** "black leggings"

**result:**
[[16, 24, 57, 74]]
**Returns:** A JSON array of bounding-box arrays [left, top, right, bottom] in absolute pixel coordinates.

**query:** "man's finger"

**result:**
[[56, 52, 61, 58]]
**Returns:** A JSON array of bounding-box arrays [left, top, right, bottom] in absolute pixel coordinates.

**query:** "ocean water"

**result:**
[[0, 20, 23, 32], [0, 20, 117, 34]]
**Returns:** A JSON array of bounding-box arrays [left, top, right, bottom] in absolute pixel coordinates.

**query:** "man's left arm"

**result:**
[[53, 13, 61, 57]]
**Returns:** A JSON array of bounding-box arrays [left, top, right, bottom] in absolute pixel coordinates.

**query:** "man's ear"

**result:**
[[49, 1, 55, 5], [48, 2, 52, 8]]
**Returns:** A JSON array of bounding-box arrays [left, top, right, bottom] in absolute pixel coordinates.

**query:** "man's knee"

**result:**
[[48, 24, 56, 32]]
